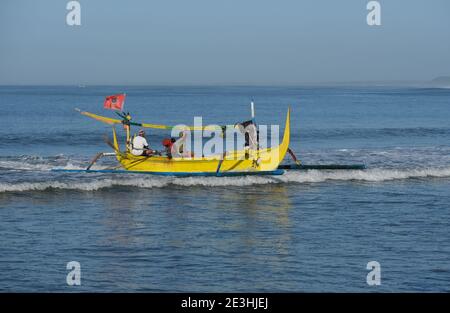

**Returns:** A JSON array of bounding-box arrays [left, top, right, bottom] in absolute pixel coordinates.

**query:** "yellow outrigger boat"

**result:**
[[55, 108, 291, 177]]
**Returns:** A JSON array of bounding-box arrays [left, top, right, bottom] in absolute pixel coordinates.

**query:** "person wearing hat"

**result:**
[[162, 137, 176, 159], [172, 130, 194, 158], [131, 129, 154, 156]]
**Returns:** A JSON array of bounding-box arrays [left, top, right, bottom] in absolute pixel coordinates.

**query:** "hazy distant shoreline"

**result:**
[[1, 76, 449, 88], [1, 79, 449, 88]]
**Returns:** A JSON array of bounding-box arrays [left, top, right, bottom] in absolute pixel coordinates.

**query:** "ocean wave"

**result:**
[[0, 155, 109, 171], [0, 160, 86, 171], [1, 167, 450, 193], [280, 167, 450, 183]]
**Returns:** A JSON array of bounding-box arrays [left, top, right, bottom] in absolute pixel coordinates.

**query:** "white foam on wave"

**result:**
[[0, 178, 168, 192], [1, 167, 450, 192], [279, 167, 450, 183], [0, 176, 277, 192], [0, 160, 54, 171], [0, 157, 107, 171]]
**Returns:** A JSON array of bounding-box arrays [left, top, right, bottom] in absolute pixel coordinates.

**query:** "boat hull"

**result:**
[[51, 168, 285, 177]]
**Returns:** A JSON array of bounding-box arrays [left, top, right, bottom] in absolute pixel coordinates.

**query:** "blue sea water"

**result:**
[[0, 85, 449, 292]]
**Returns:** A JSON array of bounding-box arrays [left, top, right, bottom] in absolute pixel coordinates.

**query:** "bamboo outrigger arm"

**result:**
[[75, 108, 225, 131], [86, 152, 116, 170]]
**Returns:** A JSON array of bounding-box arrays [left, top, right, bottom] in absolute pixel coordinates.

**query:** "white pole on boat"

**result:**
[[251, 101, 255, 122]]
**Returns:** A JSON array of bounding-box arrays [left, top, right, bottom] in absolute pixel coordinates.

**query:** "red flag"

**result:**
[[104, 94, 125, 111]]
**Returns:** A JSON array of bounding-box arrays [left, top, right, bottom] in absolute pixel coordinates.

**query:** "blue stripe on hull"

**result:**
[[51, 168, 285, 177]]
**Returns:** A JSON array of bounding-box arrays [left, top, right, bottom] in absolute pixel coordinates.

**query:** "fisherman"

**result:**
[[172, 130, 194, 158], [162, 137, 176, 159], [131, 129, 154, 156], [235, 120, 258, 150]]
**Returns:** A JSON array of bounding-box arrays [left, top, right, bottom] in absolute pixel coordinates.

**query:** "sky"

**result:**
[[0, 0, 449, 85]]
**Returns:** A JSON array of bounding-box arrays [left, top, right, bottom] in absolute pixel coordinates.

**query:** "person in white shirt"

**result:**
[[131, 129, 154, 156]]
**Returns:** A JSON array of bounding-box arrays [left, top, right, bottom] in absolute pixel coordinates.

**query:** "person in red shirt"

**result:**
[[162, 138, 176, 159]]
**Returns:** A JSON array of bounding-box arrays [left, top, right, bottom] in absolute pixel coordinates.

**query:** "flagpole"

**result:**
[[122, 93, 126, 114]]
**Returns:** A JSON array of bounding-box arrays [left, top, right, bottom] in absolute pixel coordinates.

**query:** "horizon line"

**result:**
[[0, 79, 440, 88]]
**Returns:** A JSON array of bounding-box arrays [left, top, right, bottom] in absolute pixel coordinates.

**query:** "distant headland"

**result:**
[[429, 76, 450, 88]]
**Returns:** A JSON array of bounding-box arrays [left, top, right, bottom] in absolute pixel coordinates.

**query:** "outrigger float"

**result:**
[[52, 105, 365, 177]]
